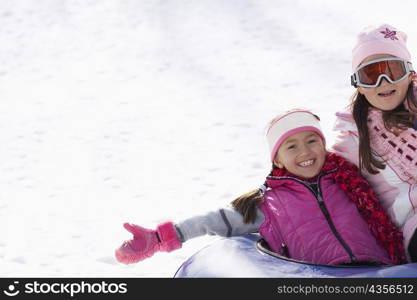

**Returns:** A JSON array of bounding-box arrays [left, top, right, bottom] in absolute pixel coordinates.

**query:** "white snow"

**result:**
[[1, 0, 416, 277]]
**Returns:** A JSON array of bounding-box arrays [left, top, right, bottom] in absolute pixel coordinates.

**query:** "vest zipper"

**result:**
[[315, 183, 357, 263], [270, 170, 357, 263]]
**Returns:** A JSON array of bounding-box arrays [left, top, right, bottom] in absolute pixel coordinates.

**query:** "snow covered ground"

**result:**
[[1, 0, 416, 277]]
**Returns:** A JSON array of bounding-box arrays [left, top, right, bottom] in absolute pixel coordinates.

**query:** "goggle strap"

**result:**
[[407, 61, 414, 73], [350, 74, 358, 87]]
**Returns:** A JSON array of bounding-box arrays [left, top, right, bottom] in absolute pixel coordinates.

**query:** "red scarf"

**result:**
[[271, 152, 406, 264]]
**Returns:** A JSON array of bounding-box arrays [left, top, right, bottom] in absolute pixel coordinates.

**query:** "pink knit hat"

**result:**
[[352, 23, 411, 72], [266, 109, 325, 162]]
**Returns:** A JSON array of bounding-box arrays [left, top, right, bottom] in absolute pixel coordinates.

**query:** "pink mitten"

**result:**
[[115, 222, 182, 264]]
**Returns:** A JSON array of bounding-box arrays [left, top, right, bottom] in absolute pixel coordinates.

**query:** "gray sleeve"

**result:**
[[174, 206, 264, 243]]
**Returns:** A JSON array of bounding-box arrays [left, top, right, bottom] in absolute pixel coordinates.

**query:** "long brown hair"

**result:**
[[231, 167, 276, 224], [351, 82, 417, 174], [231, 188, 264, 224]]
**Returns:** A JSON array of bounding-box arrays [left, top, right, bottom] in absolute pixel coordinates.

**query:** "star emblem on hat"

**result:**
[[380, 28, 399, 40]]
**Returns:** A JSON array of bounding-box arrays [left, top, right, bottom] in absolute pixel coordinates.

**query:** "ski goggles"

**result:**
[[351, 57, 414, 88]]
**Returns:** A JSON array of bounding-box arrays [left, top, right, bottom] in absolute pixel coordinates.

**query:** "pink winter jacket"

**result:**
[[258, 171, 391, 265], [333, 111, 417, 260]]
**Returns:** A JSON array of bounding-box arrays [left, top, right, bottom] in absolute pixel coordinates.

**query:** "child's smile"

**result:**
[[298, 159, 315, 167], [377, 89, 396, 98], [275, 131, 326, 179]]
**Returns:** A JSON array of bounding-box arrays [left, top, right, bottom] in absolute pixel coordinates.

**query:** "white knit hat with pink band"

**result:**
[[352, 23, 411, 72], [266, 110, 325, 163]]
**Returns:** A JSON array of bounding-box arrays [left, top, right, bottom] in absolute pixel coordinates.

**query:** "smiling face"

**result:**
[[358, 54, 412, 111], [274, 131, 326, 178]]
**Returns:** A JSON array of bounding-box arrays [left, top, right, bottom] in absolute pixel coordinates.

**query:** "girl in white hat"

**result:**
[[115, 109, 405, 266]]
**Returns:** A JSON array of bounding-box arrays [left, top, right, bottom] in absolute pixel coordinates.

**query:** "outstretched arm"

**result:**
[[175, 206, 264, 242], [115, 206, 264, 264]]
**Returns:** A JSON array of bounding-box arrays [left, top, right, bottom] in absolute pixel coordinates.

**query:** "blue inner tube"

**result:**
[[174, 234, 417, 277]]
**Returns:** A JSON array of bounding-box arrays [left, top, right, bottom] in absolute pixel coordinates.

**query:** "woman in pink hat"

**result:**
[[115, 109, 405, 266], [333, 23, 417, 262]]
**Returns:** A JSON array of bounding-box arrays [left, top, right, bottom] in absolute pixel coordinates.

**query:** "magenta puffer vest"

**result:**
[[258, 171, 392, 265]]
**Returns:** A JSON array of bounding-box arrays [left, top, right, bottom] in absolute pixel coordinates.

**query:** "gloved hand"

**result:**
[[115, 221, 182, 264]]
